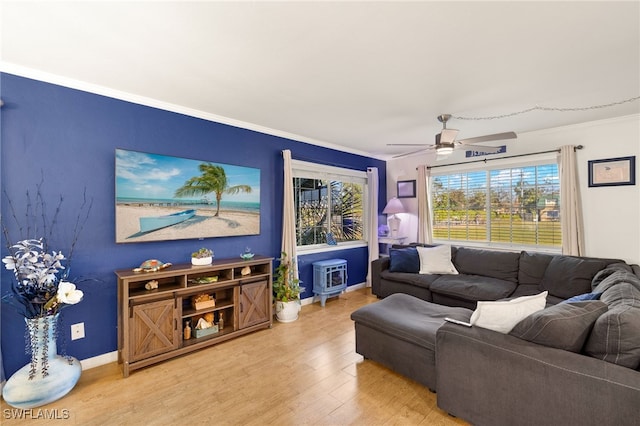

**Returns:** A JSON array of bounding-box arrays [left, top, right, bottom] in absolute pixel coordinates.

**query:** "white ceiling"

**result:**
[[2, 1, 639, 159]]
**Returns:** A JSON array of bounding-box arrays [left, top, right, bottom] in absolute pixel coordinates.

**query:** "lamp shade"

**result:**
[[383, 197, 405, 215]]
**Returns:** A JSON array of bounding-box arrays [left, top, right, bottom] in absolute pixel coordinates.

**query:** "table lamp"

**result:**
[[382, 197, 405, 238]]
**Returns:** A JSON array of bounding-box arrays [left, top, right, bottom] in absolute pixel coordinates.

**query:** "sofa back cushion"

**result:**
[[454, 247, 520, 283], [518, 251, 555, 285], [584, 267, 640, 369], [539, 256, 607, 299], [509, 301, 608, 353]]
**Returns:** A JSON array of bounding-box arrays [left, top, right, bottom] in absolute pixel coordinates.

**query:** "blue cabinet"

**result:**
[[312, 259, 348, 307]]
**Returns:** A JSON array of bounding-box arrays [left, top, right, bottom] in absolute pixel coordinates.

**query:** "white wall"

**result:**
[[385, 114, 640, 264]]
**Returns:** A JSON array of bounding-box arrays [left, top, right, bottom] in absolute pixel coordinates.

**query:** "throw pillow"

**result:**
[[416, 245, 458, 275], [562, 291, 603, 303], [539, 256, 607, 299], [469, 291, 548, 334], [388, 247, 420, 273], [509, 301, 608, 352]]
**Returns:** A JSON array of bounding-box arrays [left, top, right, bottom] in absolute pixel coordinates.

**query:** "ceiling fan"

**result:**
[[389, 114, 517, 158]]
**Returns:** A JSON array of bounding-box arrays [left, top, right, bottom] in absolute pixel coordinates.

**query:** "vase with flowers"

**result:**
[[1, 238, 84, 409]]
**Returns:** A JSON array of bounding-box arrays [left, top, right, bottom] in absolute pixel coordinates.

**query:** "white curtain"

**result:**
[[417, 165, 433, 244], [366, 167, 379, 287], [559, 145, 585, 256], [281, 150, 299, 280]]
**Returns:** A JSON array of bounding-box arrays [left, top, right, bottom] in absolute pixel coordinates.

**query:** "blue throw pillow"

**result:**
[[562, 291, 603, 303], [388, 247, 420, 273]]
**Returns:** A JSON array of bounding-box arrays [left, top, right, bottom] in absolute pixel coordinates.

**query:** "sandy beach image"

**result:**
[[116, 205, 259, 243]]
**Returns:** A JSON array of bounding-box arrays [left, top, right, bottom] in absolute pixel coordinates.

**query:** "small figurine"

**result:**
[[145, 280, 159, 290], [133, 259, 172, 273], [195, 317, 212, 330]]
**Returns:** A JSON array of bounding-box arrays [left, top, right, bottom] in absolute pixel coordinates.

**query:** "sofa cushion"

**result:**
[[539, 256, 607, 299], [454, 247, 520, 283], [388, 247, 420, 273], [380, 270, 440, 289], [350, 293, 472, 350], [430, 274, 517, 302], [509, 301, 608, 352], [416, 245, 458, 275], [584, 270, 640, 369], [518, 251, 554, 285], [469, 291, 548, 333], [584, 304, 640, 369]]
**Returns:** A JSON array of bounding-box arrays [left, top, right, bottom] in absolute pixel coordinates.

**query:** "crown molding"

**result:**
[[0, 62, 383, 160]]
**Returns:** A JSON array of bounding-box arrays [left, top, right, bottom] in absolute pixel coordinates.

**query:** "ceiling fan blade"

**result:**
[[456, 144, 502, 154], [387, 143, 433, 146], [457, 131, 517, 145], [392, 147, 436, 158]]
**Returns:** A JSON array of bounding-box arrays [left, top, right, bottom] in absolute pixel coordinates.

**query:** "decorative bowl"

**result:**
[[191, 256, 213, 266], [240, 253, 255, 260]]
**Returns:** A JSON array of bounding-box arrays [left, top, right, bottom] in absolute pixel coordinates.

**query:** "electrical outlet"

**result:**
[[71, 322, 85, 340]]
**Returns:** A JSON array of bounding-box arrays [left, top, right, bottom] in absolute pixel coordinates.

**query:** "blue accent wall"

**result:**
[[0, 73, 386, 376]]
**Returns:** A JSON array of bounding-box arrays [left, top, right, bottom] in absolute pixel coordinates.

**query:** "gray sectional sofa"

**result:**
[[353, 244, 640, 425]]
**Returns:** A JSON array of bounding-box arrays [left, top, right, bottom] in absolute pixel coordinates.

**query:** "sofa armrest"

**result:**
[[371, 256, 390, 297], [435, 323, 640, 426]]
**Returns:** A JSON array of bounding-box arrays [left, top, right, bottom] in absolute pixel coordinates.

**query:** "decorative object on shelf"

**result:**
[[183, 320, 192, 340], [273, 252, 303, 323], [194, 316, 218, 338], [218, 312, 224, 330], [191, 293, 215, 310], [588, 156, 636, 187], [326, 232, 337, 245], [383, 197, 405, 238], [1, 239, 84, 409], [240, 247, 255, 260], [191, 248, 214, 266], [144, 279, 159, 290], [241, 265, 252, 276], [190, 276, 218, 284], [133, 259, 172, 273]]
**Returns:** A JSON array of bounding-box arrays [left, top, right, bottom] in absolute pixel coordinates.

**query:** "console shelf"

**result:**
[[116, 255, 273, 377]]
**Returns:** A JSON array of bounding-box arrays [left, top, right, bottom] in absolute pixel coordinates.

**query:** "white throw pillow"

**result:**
[[416, 245, 458, 275], [469, 291, 548, 334]]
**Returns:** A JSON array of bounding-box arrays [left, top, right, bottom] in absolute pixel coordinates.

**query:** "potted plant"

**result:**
[[273, 252, 303, 323], [191, 247, 213, 266]]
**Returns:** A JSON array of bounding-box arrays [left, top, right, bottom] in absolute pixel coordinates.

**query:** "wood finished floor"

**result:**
[[1, 288, 467, 425]]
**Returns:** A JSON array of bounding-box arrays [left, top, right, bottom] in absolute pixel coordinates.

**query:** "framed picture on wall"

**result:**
[[397, 180, 416, 198], [588, 156, 636, 187], [115, 148, 261, 243]]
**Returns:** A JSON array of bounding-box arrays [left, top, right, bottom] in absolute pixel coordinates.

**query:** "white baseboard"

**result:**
[[80, 351, 118, 370]]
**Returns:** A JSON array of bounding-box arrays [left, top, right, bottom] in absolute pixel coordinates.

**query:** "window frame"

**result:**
[[429, 153, 562, 253], [291, 160, 369, 253]]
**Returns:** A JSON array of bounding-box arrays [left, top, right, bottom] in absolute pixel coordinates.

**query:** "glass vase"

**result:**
[[2, 313, 82, 408]]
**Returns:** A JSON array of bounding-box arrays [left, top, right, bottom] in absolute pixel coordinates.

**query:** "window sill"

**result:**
[[296, 241, 368, 255]]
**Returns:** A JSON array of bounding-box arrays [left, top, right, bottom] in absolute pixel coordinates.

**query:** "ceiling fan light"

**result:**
[[436, 142, 455, 155]]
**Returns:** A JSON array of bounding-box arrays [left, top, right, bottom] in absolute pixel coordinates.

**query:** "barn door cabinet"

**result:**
[[116, 255, 273, 377]]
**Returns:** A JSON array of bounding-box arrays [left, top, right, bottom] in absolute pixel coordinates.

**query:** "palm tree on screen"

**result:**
[[175, 163, 251, 217]]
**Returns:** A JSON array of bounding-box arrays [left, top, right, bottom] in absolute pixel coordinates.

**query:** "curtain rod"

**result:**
[[424, 145, 584, 169]]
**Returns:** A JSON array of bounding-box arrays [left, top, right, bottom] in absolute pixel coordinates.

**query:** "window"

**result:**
[[431, 162, 560, 250], [292, 161, 367, 248]]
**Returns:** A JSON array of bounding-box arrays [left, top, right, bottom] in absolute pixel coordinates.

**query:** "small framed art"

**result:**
[[588, 156, 636, 187], [397, 180, 416, 198]]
